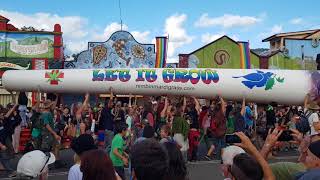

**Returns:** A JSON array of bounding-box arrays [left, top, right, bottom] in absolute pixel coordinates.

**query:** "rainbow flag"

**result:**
[[155, 37, 168, 68], [239, 42, 251, 69]]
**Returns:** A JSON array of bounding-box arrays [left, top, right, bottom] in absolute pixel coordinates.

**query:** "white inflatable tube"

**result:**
[[2, 68, 319, 105]]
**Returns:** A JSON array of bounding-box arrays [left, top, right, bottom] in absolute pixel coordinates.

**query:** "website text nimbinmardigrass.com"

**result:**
[[136, 84, 195, 91]]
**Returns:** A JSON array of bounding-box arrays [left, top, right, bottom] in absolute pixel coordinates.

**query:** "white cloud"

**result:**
[[290, 18, 303, 25], [230, 35, 239, 41], [0, 10, 90, 54], [195, 13, 261, 28], [92, 23, 151, 44], [201, 32, 240, 45], [103, 22, 128, 38], [131, 31, 151, 43], [259, 24, 283, 41], [201, 32, 225, 44], [270, 25, 283, 34], [65, 41, 87, 53], [164, 14, 195, 63], [0, 10, 152, 54], [0, 10, 88, 40]]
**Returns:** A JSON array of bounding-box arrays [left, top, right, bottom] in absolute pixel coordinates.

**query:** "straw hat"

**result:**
[[307, 102, 320, 110]]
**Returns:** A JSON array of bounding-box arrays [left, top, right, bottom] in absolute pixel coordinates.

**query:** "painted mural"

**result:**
[[183, 36, 260, 69], [267, 39, 319, 70], [0, 32, 54, 58], [233, 70, 284, 91], [66, 31, 156, 69]]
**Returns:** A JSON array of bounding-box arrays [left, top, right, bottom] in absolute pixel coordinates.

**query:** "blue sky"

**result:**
[[1, 0, 319, 62]]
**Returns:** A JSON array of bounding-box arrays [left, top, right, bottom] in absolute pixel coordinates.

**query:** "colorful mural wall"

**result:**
[[0, 33, 54, 58], [66, 31, 158, 69], [0, 19, 63, 76], [179, 36, 260, 69], [264, 39, 319, 70]]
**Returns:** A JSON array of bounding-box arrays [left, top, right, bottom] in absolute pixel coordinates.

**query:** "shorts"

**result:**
[[41, 133, 57, 152]]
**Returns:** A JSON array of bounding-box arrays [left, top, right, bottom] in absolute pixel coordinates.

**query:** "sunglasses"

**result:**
[[40, 151, 51, 174]]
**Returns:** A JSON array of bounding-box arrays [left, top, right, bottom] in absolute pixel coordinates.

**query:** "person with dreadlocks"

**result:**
[[172, 99, 190, 162]]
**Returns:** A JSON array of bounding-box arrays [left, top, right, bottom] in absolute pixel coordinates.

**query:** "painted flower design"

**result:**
[[131, 44, 146, 59], [45, 70, 64, 85], [233, 70, 284, 90]]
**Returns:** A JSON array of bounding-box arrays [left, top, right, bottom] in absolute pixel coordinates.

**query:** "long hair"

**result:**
[[142, 102, 153, 118], [163, 142, 188, 180], [80, 149, 117, 180]]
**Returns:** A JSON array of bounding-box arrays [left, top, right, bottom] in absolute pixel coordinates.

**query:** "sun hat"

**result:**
[[222, 145, 245, 166], [307, 102, 320, 110], [17, 150, 55, 178]]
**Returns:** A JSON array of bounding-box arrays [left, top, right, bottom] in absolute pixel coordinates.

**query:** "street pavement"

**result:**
[[0, 142, 300, 180]]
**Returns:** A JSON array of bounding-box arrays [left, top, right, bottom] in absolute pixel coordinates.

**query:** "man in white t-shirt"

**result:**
[[307, 109, 319, 135], [304, 94, 320, 135]]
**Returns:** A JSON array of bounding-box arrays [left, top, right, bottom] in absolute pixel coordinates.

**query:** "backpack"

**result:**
[[296, 111, 312, 134]]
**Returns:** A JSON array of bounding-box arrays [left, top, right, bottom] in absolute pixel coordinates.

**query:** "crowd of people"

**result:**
[[0, 88, 320, 180]]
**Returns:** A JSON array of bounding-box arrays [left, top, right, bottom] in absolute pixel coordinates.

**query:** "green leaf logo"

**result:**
[[265, 77, 275, 90], [276, 77, 284, 83]]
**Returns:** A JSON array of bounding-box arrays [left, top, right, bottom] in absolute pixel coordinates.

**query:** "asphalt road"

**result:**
[[0, 142, 299, 180]]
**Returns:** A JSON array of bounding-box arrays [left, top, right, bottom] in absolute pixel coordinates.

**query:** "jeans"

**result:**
[[105, 130, 114, 153], [19, 105, 28, 127], [114, 166, 125, 180], [0, 137, 14, 171], [181, 151, 188, 163]]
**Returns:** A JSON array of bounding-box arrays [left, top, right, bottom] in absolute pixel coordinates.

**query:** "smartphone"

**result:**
[[225, 134, 241, 144], [278, 130, 293, 141]]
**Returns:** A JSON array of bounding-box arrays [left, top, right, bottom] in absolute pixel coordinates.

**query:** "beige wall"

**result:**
[[0, 94, 13, 107], [306, 31, 320, 39]]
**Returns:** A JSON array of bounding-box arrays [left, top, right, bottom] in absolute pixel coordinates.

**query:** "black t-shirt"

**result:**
[[187, 108, 199, 129], [2, 115, 21, 137], [61, 114, 72, 124], [114, 108, 125, 122], [99, 107, 114, 131], [266, 109, 276, 126]]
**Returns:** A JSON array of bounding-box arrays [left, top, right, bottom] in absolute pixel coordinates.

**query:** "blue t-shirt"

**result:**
[[244, 106, 253, 127], [296, 168, 320, 180]]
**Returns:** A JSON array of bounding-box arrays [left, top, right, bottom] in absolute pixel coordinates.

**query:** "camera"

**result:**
[[225, 134, 241, 144]]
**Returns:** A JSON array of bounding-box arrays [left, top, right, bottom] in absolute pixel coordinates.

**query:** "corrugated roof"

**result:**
[[262, 29, 319, 42], [0, 15, 9, 22]]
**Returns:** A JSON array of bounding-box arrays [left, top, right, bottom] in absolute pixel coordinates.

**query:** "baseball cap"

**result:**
[[17, 150, 55, 178], [308, 140, 320, 159], [222, 146, 245, 166]]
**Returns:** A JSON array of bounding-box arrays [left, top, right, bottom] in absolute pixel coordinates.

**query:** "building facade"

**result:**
[[178, 36, 260, 69], [261, 29, 320, 70], [0, 15, 64, 106]]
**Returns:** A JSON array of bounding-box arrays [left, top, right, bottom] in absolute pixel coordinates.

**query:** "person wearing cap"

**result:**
[[304, 94, 320, 135], [295, 140, 320, 179], [40, 97, 62, 168], [68, 134, 97, 180], [221, 145, 245, 178], [16, 150, 55, 180]]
